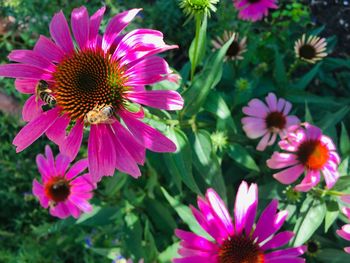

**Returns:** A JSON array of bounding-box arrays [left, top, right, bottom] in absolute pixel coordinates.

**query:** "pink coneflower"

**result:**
[[233, 0, 278, 22], [267, 123, 340, 192], [174, 181, 306, 262], [211, 31, 247, 61], [337, 207, 350, 254], [32, 145, 94, 219], [0, 6, 183, 182], [241, 92, 300, 151]]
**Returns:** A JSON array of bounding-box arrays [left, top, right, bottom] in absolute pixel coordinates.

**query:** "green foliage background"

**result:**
[[0, 0, 350, 262]]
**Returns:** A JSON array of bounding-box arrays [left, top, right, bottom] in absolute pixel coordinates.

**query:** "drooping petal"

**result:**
[[120, 110, 176, 152], [126, 90, 183, 110], [175, 229, 218, 252], [59, 120, 84, 161], [112, 121, 146, 165], [45, 114, 70, 145], [71, 6, 90, 50], [260, 231, 294, 251], [50, 202, 71, 219], [49, 11, 75, 54], [32, 179, 49, 208], [13, 108, 60, 152], [272, 164, 304, 184], [242, 98, 269, 118], [68, 195, 93, 213]]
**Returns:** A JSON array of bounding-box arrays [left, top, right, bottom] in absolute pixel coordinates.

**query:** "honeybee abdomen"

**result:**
[[40, 93, 57, 105]]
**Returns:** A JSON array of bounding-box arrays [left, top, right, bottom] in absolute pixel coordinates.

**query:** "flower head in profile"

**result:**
[[0, 6, 184, 182], [294, 34, 327, 64], [337, 207, 350, 254], [33, 145, 94, 219], [233, 0, 278, 22], [212, 31, 247, 61], [267, 123, 340, 192], [242, 93, 300, 151], [174, 181, 306, 262], [179, 0, 219, 18]]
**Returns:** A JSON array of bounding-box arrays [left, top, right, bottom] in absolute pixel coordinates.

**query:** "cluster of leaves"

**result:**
[[0, 0, 350, 262]]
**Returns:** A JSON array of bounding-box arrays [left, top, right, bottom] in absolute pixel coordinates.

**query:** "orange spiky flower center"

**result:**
[[219, 235, 265, 263], [297, 140, 329, 170], [53, 49, 127, 121]]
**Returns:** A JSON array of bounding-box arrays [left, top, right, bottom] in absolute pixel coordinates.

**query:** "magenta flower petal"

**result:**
[[49, 11, 74, 54], [33, 145, 95, 219], [127, 90, 184, 110], [46, 114, 70, 145], [294, 170, 320, 192], [71, 6, 89, 50], [22, 95, 44, 122], [8, 50, 56, 72], [102, 8, 141, 52], [112, 121, 146, 165], [55, 153, 71, 175], [0, 64, 53, 80], [120, 110, 176, 152], [89, 6, 106, 47], [234, 181, 258, 235], [260, 231, 294, 250], [175, 182, 305, 262], [32, 179, 49, 208], [234, 0, 278, 22], [206, 189, 235, 236], [13, 108, 60, 152], [34, 35, 64, 63], [273, 164, 304, 184], [267, 152, 299, 169], [113, 132, 142, 178], [59, 120, 84, 161], [66, 159, 88, 180], [15, 78, 37, 94], [175, 229, 219, 252]]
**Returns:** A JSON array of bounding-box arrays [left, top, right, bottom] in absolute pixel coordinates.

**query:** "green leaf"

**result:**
[[203, 91, 236, 132], [161, 187, 211, 240], [191, 130, 226, 198], [189, 15, 207, 77], [291, 63, 321, 90], [182, 33, 235, 117], [163, 128, 200, 194], [159, 242, 180, 263], [324, 200, 339, 233], [144, 197, 177, 235], [318, 106, 350, 131], [144, 220, 159, 261], [227, 144, 260, 172], [292, 197, 326, 246], [333, 175, 350, 191], [317, 249, 350, 263], [304, 101, 313, 124], [274, 48, 287, 87], [340, 122, 350, 156], [123, 212, 144, 259]]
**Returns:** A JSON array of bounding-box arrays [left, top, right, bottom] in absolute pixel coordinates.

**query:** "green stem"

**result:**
[[313, 188, 344, 197], [287, 60, 301, 78], [190, 15, 202, 81]]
